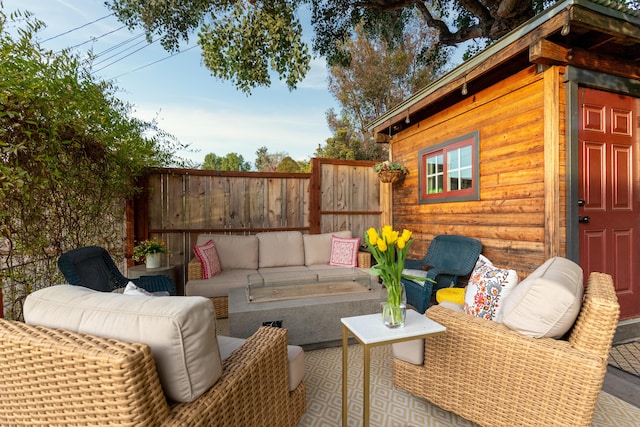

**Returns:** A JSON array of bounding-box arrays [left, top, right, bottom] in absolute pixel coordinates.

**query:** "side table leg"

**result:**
[[342, 325, 348, 427], [363, 343, 370, 427]]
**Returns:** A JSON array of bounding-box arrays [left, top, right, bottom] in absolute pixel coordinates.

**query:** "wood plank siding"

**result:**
[[390, 65, 567, 279]]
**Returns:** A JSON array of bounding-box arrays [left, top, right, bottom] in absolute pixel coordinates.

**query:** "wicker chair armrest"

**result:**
[[0, 319, 170, 426], [187, 257, 204, 281], [163, 326, 296, 427]]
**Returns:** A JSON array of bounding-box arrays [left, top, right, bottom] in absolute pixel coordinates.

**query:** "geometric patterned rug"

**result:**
[[298, 344, 640, 427], [609, 340, 640, 378]]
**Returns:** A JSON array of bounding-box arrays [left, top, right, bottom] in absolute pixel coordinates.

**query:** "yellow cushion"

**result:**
[[436, 287, 465, 305]]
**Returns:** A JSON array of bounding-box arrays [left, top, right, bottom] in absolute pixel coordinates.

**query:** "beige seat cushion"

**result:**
[[498, 257, 584, 338], [257, 231, 305, 268], [392, 302, 463, 365], [24, 285, 222, 403], [217, 335, 305, 392], [197, 234, 259, 270], [303, 231, 353, 266]]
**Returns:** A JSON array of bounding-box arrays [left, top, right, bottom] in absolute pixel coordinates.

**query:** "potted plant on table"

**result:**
[[374, 161, 408, 183], [133, 238, 167, 269]]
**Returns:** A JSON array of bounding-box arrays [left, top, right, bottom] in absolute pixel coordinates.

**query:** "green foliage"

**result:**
[[255, 146, 288, 172], [108, 0, 311, 94], [105, 0, 639, 92], [275, 156, 307, 173], [0, 9, 183, 319], [316, 110, 386, 161], [201, 152, 251, 171], [317, 17, 445, 162]]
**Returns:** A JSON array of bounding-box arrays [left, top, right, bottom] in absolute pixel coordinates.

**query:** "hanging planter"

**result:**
[[375, 161, 408, 184]]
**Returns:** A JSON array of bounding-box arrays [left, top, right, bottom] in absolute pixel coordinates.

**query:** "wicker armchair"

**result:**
[[58, 246, 176, 295], [0, 321, 305, 427], [393, 272, 619, 427]]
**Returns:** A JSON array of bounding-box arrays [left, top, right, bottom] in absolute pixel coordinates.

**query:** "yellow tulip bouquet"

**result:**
[[364, 226, 433, 327]]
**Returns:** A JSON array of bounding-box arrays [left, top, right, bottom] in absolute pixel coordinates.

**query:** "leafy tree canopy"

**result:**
[[255, 146, 288, 172], [201, 152, 251, 170], [105, 0, 585, 93]]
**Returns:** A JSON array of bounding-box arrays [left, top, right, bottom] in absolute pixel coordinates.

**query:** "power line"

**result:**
[[91, 35, 149, 66], [41, 13, 115, 43], [63, 25, 128, 52], [92, 39, 159, 74], [107, 45, 199, 81]]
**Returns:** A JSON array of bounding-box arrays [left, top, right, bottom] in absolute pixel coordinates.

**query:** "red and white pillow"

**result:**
[[193, 239, 222, 279], [329, 236, 361, 267]]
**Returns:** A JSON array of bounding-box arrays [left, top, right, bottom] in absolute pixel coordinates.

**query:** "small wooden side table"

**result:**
[[127, 264, 177, 285], [341, 310, 446, 427]]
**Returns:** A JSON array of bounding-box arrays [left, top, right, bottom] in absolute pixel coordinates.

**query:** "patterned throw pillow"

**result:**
[[464, 255, 518, 321], [329, 236, 361, 267], [193, 239, 222, 279]]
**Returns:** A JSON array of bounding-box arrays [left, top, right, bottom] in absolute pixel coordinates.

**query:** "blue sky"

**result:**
[[3, 0, 338, 167]]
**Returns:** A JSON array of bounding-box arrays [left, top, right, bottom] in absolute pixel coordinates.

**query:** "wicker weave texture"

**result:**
[[0, 321, 306, 427], [393, 272, 620, 427], [0, 319, 169, 426], [187, 257, 229, 318]]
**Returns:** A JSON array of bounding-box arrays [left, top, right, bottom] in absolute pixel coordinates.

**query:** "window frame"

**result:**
[[418, 131, 480, 204]]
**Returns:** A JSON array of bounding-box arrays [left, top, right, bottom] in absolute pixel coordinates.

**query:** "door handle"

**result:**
[[578, 216, 590, 224]]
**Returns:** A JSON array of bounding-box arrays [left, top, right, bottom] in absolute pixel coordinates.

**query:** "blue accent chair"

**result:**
[[58, 246, 176, 295], [402, 235, 482, 313]]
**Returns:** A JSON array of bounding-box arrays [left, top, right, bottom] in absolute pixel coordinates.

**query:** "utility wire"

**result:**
[[41, 13, 115, 43], [62, 25, 128, 52], [107, 44, 199, 81], [92, 39, 159, 74], [91, 37, 149, 67]]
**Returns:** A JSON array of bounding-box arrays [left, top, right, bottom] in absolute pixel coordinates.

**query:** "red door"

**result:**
[[578, 88, 640, 319]]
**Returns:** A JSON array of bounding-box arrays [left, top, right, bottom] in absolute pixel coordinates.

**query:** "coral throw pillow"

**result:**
[[464, 255, 518, 321], [329, 236, 361, 267], [193, 239, 222, 279]]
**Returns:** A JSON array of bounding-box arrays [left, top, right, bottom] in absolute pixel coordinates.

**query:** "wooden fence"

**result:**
[[128, 158, 387, 293]]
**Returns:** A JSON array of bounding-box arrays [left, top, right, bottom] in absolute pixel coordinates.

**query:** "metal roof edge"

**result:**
[[369, 0, 638, 132]]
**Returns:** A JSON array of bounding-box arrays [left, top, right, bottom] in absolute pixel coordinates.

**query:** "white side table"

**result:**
[[341, 310, 446, 427]]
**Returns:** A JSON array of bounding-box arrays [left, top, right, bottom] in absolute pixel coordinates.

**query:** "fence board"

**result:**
[[132, 161, 382, 294]]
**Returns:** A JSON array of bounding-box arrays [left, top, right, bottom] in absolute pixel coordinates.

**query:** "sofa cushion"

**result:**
[[498, 257, 584, 338], [185, 269, 257, 298], [329, 236, 361, 267], [23, 285, 222, 403], [193, 239, 222, 279], [196, 234, 259, 270], [217, 335, 305, 392], [464, 255, 518, 321], [303, 230, 353, 266], [257, 231, 305, 268]]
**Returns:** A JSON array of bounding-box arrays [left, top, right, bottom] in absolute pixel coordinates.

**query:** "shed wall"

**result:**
[[391, 65, 567, 279]]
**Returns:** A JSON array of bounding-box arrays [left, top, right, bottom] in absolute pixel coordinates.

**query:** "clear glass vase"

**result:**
[[381, 281, 406, 328]]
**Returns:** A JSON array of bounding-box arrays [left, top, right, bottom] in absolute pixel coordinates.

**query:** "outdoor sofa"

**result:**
[[0, 284, 306, 426], [186, 230, 370, 318], [393, 257, 620, 427]]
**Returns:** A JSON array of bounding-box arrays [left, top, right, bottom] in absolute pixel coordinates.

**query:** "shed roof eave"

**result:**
[[369, 0, 640, 135]]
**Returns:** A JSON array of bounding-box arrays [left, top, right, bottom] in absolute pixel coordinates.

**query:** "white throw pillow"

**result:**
[[464, 255, 519, 321], [499, 257, 583, 338], [24, 285, 222, 403]]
